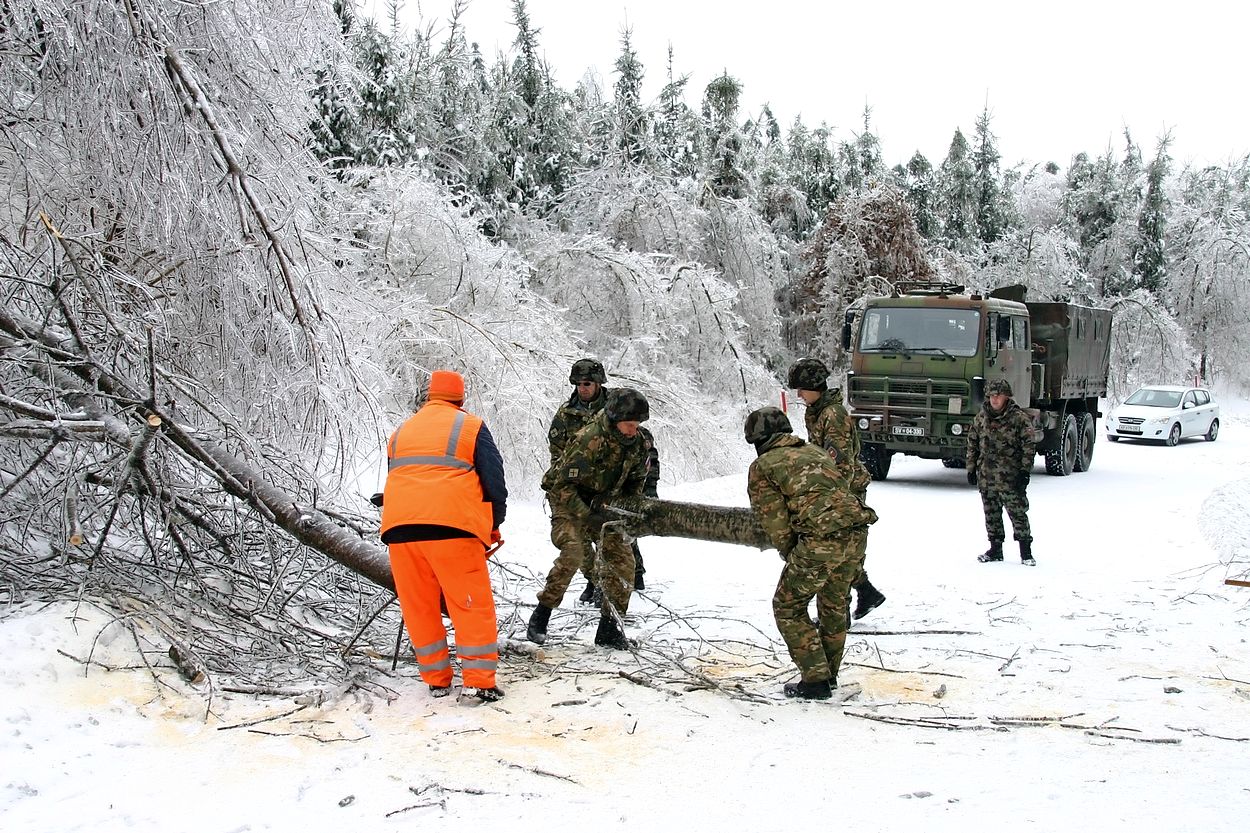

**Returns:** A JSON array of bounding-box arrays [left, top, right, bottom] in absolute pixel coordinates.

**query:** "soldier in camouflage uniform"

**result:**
[[745, 406, 879, 700], [528, 388, 652, 650], [966, 378, 1037, 566], [787, 358, 887, 620], [547, 359, 657, 599]]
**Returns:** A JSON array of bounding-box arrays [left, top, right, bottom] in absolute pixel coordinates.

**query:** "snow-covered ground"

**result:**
[[3, 404, 1249, 832]]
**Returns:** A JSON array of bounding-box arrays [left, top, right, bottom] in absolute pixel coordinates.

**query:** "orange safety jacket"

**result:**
[[381, 401, 492, 545]]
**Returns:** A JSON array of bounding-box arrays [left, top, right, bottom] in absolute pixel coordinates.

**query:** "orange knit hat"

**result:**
[[427, 370, 465, 402]]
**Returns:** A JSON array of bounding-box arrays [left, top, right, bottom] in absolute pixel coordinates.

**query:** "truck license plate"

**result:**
[[892, 425, 923, 436]]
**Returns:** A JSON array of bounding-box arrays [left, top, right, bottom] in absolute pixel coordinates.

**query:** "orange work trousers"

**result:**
[[388, 538, 499, 690]]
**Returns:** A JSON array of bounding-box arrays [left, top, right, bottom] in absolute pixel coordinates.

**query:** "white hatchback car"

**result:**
[[1105, 385, 1219, 446]]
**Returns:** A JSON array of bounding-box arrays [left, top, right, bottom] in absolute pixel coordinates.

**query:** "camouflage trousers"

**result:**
[[538, 514, 635, 615], [979, 486, 1032, 542], [581, 542, 644, 581], [772, 530, 866, 684], [847, 526, 870, 588]]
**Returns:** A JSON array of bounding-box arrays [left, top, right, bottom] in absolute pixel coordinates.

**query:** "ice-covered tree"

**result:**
[[700, 72, 751, 200], [613, 27, 649, 167]]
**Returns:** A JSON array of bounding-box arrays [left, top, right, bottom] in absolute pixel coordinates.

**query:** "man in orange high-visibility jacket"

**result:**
[[381, 370, 508, 702]]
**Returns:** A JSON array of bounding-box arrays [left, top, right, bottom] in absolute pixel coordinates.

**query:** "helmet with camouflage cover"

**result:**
[[986, 379, 1013, 397], [568, 358, 607, 385], [743, 406, 793, 444], [786, 357, 829, 391], [604, 387, 649, 422]]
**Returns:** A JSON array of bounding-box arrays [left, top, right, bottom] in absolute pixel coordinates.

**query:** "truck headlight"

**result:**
[[857, 418, 869, 430], [951, 423, 963, 436]]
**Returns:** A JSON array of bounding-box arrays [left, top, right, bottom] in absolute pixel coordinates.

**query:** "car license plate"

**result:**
[[1118, 429, 1141, 435], [892, 425, 923, 436]]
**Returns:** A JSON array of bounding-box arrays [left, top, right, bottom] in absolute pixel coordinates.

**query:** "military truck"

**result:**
[[840, 282, 1112, 479]]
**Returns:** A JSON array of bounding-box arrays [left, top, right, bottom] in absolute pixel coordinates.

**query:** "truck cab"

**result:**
[[842, 282, 1109, 480]]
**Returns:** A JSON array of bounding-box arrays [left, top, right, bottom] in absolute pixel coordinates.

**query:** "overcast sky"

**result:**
[[364, 0, 1248, 170]]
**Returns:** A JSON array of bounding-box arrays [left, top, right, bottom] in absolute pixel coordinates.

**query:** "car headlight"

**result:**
[[1149, 416, 1171, 425]]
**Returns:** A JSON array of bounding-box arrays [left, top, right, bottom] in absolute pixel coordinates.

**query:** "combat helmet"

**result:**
[[786, 357, 829, 391], [569, 358, 607, 385], [604, 387, 649, 422], [986, 379, 1013, 397], [743, 406, 793, 444]]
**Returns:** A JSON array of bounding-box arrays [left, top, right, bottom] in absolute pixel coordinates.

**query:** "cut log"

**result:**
[[606, 496, 771, 551]]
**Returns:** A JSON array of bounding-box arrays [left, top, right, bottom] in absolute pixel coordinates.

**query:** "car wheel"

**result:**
[[1165, 423, 1181, 447], [1205, 419, 1219, 442]]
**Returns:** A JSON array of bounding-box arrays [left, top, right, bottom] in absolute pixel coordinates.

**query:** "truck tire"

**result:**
[[1044, 414, 1078, 476], [941, 457, 966, 469], [1074, 412, 1096, 472], [861, 444, 892, 481]]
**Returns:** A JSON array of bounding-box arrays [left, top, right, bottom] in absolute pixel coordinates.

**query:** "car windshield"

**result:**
[[857, 307, 981, 357], [1124, 388, 1182, 408]]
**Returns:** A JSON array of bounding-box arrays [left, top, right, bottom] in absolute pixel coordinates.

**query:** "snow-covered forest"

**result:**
[[1, 0, 1248, 686]]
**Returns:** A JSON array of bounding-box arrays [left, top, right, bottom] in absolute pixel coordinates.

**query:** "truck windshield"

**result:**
[[858, 307, 981, 357]]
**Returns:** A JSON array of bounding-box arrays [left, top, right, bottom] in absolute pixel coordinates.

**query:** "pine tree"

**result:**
[[701, 71, 750, 199], [972, 106, 1008, 245], [938, 129, 976, 253], [1132, 137, 1171, 295], [903, 151, 940, 239], [787, 119, 840, 224], [654, 46, 697, 179], [613, 28, 648, 167], [308, 2, 361, 170]]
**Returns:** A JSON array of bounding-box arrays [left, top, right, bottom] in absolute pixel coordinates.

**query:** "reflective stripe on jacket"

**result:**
[[381, 400, 492, 544]]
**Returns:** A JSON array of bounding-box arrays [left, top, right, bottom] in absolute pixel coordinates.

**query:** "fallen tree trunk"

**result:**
[[607, 495, 772, 551]]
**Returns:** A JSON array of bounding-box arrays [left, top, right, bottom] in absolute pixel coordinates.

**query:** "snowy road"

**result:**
[[3, 407, 1249, 832]]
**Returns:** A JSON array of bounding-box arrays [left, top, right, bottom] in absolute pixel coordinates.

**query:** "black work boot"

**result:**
[[526, 604, 552, 645], [783, 678, 832, 700], [577, 581, 597, 604], [593, 614, 633, 651], [977, 541, 1004, 563], [469, 686, 506, 703], [852, 580, 886, 620], [1020, 539, 1036, 566]]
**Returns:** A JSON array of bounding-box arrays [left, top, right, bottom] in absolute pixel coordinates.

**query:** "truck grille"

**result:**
[[849, 376, 971, 414]]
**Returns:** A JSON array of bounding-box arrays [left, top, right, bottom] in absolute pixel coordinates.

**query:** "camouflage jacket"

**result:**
[[542, 410, 649, 518], [966, 398, 1036, 490], [547, 386, 607, 463], [747, 434, 878, 557], [805, 388, 871, 494]]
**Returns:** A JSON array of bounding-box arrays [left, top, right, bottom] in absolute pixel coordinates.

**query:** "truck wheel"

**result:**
[[1044, 414, 1078, 476], [1074, 412, 1096, 472], [941, 457, 966, 469], [861, 444, 892, 481]]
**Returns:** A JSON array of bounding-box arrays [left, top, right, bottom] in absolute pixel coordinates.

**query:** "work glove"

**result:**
[[368, 492, 384, 507], [1016, 471, 1031, 489], [490, 528, 502, 545], [966, 470, 977, 486]]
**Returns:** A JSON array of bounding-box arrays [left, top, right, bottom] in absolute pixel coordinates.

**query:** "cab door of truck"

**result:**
[[986, 312, 1031, 399]]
